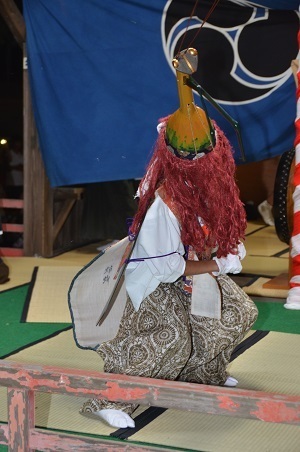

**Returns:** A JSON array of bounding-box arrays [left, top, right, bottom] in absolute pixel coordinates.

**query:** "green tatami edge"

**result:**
[[0, 284, 71, 357], [252, 297, 300, 334]]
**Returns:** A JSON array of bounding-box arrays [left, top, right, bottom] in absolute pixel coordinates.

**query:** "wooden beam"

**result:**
[[1, 359, 300, 450], [1, 223, 23, 233], [31, 430, 174, 451], [0, 0, 25, 47], [1, 360, 300, 426], [0, 247, 23, 257], [52, 187, 85, 244], [52, 198, 76, 242], [1, 425, 173, 451], [0, 199, 23, 209]]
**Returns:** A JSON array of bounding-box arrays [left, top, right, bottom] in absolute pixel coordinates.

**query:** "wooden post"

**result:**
[[0, 0, 25, 47], [23, 44, 54, 257], [7, 388, 34, 452]]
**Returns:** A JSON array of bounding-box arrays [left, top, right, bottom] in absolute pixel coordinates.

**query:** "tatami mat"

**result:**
[[227, 331, 300, 395], [242, 255, 288, 277], [131, 408, 300, 452], [245, 222, 266, 235], [24, 266, 81, 323], [243, 277, 288, 299], [1, 330, 300, 451], [280, 251, 290, 259], [244, 227, 289, 257], [5, 329, 100, 371], [0, 244, 100, 292]]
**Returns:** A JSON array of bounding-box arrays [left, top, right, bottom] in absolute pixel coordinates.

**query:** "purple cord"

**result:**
[[126, 251, 180, 264]]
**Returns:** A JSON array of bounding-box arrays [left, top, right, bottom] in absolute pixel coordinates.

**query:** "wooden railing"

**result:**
[[0, 359, 300, 451], [0, 198, 24, 257]]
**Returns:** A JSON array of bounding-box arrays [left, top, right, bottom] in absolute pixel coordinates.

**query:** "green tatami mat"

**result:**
[[252, 297, 300, 334], [0, 285, 71, 357]]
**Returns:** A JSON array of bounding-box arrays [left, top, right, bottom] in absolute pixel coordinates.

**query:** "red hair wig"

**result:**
[[131, 119, 246, 258]]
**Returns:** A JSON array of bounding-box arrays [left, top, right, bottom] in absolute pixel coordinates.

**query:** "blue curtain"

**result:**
[[23, 0, 299, 187]]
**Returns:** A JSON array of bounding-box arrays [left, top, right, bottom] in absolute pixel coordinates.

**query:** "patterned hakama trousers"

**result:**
[[80, 275, 258, 416]]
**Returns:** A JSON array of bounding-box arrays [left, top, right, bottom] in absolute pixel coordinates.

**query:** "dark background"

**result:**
[[0, 0, 23, 142]]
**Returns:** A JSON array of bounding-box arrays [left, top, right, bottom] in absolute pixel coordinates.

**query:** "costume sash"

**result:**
[[191, 273, 221, 319], [158, 186, 221, 319]]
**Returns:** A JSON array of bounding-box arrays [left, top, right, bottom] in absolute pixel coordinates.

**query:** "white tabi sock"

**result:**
[[224, 376, 238, 387], [92, 408, 135, 428]]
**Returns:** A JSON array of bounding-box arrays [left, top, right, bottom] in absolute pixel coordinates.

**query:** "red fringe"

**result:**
[[131, 119, 246, 258]]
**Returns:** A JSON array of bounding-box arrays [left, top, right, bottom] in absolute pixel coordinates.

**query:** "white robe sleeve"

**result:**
[[125, 194, 186, 310]]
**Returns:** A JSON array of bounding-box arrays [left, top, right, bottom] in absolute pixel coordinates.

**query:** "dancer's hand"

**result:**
[[212, 253, 242, 276], [237, 241, 246, 260]]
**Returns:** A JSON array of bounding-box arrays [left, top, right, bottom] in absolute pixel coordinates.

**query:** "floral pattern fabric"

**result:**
[[80, 275, 258, 416]]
